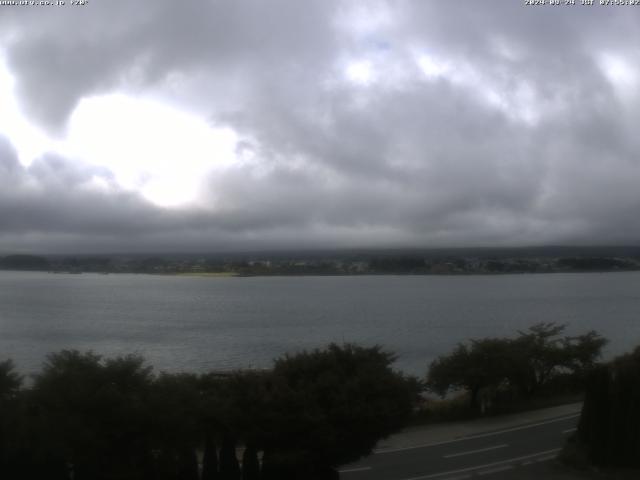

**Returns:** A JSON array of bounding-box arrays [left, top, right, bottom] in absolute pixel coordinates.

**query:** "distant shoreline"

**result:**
[[1, 268, 639, 278], [171, 271, 240, 278], [3, 250, 640, 277]]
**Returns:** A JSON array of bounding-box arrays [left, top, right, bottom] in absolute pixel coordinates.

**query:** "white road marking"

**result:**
[[535, 454, 557, 463], [397, 448, 561, 480], [443, 444, 508, 459], [338, 466, 372, 473], [478, 465, 513, 475], [562, 427, 577, 434], [376, 413, 579, 454]]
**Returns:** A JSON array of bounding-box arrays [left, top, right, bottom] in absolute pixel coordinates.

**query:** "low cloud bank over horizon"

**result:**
[[2, 1, 640, 254]]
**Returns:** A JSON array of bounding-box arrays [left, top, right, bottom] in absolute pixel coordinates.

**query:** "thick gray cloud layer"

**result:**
[[2, 0, 640, 253]]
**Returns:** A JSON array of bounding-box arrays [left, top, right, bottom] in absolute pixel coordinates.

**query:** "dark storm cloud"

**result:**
[[0, 0, 340, 130], [2, 1, 640, 252], [0, 136, 165, 236], [0, 134, 409, 253]]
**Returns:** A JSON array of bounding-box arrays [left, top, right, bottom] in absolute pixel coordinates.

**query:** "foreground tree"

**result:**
[[241, 445, 260, 480], [1, 345, 418, 479], [561, 330, 609, 377], [219, 433, 241, 480], [0, 359, 27, 478], [201, 433, 220, 480], [426, 323, 607, 410], [148, 372, 205, 480], [31, 350, 155, 480], [575, 346, 640, 467], [510, 323, 606, 396], [258, 344, 420, 478], [0, 359, 21, 401], [427, 338, 513, 410]]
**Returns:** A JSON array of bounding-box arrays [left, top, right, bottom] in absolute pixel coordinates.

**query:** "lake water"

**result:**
[[1, 270, 639, 376]]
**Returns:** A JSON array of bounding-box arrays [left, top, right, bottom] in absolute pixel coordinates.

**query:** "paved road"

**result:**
[[339, 412, 580, 480]]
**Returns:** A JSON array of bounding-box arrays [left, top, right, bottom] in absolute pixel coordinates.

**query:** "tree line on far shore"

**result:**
[[1, 322, 634, 479], [2, 252, 640, 276]]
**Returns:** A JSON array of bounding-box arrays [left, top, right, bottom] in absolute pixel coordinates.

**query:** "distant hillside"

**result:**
[[0, 254, 50, 271], [2, 246, 640, 275]]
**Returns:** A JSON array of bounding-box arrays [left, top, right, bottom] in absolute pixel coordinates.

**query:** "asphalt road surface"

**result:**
[[339, 412, 580, 480]]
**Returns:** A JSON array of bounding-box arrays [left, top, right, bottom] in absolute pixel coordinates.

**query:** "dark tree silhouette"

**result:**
[[427, 338, 513, 409], [219, 433, 241, 480], [177, 447, 199, 480], [0, 344, 420, 480], [427, 323, 607, 409], [258, 344, 419, 477], [202, 434, 220, 480], [576, 346, 640, 467], [0, 359, 21, 400], [241, 445, 260, 480], [30, 350, 155, 480]]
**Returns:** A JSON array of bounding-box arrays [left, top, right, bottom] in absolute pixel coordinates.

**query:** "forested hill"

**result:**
[[0, 254, 50, 271]]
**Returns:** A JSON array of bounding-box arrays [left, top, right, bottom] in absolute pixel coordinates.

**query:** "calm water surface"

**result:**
[[1, 271, 639, 376]]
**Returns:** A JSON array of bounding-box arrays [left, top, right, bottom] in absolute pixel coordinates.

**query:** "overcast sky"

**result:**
[[1, 1, 640, 254]]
